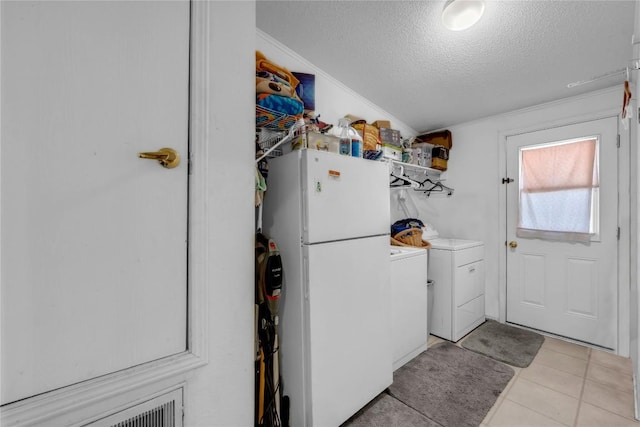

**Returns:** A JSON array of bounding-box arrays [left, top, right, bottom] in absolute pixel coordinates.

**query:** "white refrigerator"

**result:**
[[262, 149, 392, 427]]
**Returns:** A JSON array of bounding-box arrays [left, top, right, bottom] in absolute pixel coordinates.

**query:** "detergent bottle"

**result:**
[[350, 125, 363, 158]]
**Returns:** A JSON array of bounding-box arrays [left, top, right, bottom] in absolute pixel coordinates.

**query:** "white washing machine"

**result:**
[[427, 237, 485, 342], [390, 246, 428, 370]]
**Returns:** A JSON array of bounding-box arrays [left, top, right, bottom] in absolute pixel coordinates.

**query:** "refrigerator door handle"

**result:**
[[302, 186, 309, 236]]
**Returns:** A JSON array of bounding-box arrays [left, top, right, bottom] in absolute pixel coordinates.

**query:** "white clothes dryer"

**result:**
[[427, 237, 485, 342]]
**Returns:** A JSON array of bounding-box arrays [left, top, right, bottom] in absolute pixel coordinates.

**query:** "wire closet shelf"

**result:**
[[388, 159, 454, 197], [256, 119, 307, 163]]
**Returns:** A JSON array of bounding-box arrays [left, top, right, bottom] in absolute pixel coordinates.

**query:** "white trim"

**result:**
[[619, 119, 632, 358], [634, 374, 639, 421], [0, 0, 4, 418], [1, 354, 203, 426], [79, 385, 185, 427], [458, 85, 622, 132], [0, 2, 210, 425], [186, 0, 210, 365], [498, 108, 631, 356]]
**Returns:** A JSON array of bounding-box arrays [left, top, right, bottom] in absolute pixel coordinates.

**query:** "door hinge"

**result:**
[[502, 177, 514, 184], [617, 227, 621, 240], [617, 134, 620, 148]]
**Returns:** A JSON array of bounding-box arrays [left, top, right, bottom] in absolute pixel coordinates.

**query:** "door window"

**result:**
[[517, 137, 599, 242]]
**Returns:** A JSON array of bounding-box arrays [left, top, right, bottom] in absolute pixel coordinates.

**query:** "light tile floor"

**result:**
[[427, 334, 640, 427]]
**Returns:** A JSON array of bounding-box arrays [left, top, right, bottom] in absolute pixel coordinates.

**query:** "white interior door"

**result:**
[[506, 117, 618, 350], [1, 1, 189, 404]]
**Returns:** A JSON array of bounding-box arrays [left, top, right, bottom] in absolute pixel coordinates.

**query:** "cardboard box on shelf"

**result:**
[[379, 128, 401, 147], [381, 143, 402, 161], [372, 120, 391, 129], [410, 142, 434, 167], [415, 130, 452, 150], [432, 145, 449, 161], [431, 157, 448, 171], [289, 131, 341, 154], [352, 123, 381, 151]]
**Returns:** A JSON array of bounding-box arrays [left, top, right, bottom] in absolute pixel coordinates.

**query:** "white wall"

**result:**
[[185, 2, 255, 426], [257, 31, 418, 138], [405, 87, 628, 328]]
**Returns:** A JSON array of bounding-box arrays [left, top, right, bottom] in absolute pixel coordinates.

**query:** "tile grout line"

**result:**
[[572, 347, 591, 427], [501, 376, 580, 426], [487, 377, 515, 425], [486, 339, 548, 426], [538, 344, 638, 424], [578, 363, 640, 422], [482, 397, 503, 427], [485, 360, 521, 426], [499, 398, 572, 427], [532, 347, 591, 382], [520, 357, 585, 395], [588, 358, 636, 384], [496, 342, 585, 427], [539, 344, 590, 363]]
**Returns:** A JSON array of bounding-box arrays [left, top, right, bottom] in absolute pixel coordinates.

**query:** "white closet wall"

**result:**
[[257, 30, 418, 138]]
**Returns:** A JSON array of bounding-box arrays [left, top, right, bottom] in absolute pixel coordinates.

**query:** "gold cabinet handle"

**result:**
[[139, 148, 180, 169], [509, 241, 518, 249]]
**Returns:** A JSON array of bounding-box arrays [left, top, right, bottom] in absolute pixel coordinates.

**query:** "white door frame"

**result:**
[[1, 2, 212, 424], [498, 108, 631, 357]]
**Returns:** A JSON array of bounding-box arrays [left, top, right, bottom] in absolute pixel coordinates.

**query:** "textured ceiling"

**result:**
[[256, 0, 635, 132]]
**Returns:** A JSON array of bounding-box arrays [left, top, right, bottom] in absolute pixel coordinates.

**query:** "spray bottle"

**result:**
[[338, 118, 351, 156]]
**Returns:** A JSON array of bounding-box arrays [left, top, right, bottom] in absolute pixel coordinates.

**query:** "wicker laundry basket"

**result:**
[[390, 228, 432, 249]]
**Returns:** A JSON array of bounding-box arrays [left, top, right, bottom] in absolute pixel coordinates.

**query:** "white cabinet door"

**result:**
[[429, 249, 453, 340], [391, 253, 428, 370], [1, 1, 189, 404]]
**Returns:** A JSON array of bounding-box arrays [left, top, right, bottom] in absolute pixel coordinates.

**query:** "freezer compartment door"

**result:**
[[304, 235, 392, 426], [302, 150, 390, 243]]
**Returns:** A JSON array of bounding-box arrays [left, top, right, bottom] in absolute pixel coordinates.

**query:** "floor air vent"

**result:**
[[84, 388, 183, 427]]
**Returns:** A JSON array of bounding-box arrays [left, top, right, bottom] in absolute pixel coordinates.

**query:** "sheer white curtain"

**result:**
[[517, 137, 599, 242]]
